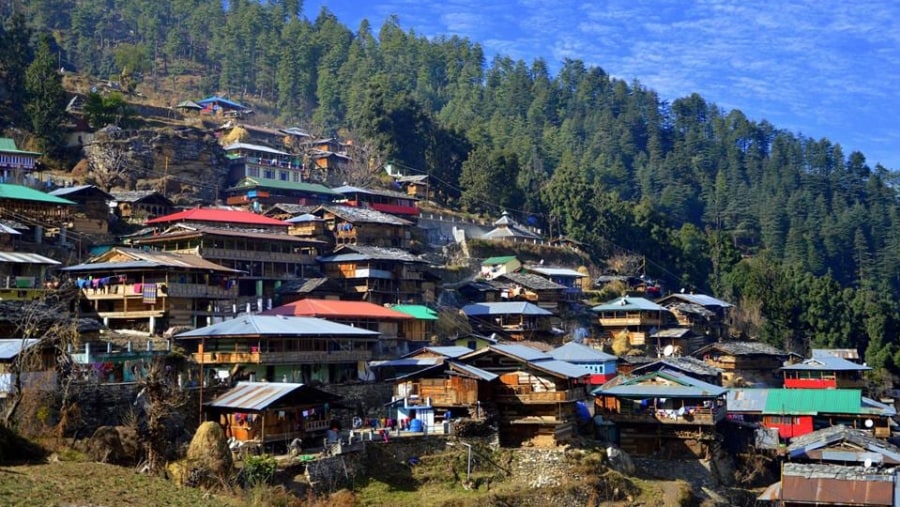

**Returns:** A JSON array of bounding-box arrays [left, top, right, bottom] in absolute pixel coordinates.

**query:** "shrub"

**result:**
[[243, 454, 278, 487]]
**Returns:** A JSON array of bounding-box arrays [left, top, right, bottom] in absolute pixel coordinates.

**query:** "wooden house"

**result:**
[[261, 298, 415, 357], [392, 174, 429, 199], [0, 138, 41, 185], [460, 301, 555, 342], [459, 344, 591, 447], [781, 356, 871, 390], [317, 245, 435, 305], [628, 356, 723, 386], [592, 369, 728, 456], [591, 296, 673, 349], [0, 252, 61, 301], [176, 315, 379, 384], [480, 255, 521, 280], [369, 345, 472, 381], [197, 96, 250, 116], [273, 277, 344, 305], [224, 177, 338, 210], [307, 149, 352, 176], [548, 341, 618, 384], [656, 293, 733, 340], [457, 280, 502, 303], [332, 185, 419, 219], [110, 190, 173, 224], [649, 327, 706, 356], [523, 265, 588, 303], [0, 184, 74, 239], [692, 341, 788, 387], [284, 213, 329, 242], [311, 204, 414, 249], [0, 338, 56, 397], [60, 247, 242, 332], [492, 272, 567, 312], [726, 388, 896, 441], [760, 462, 900, 506], [389, 304, 439, 342], [49, 184, 112, 235], [812, 348, 863, 364], [262, 203, 317, 221], [205, 381, 342, 447]]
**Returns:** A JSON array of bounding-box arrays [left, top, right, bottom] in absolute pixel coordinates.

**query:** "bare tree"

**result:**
[[136, 358, 186, 475]]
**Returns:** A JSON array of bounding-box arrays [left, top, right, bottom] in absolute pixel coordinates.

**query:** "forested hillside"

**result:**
[[4, 1, 900, 372]]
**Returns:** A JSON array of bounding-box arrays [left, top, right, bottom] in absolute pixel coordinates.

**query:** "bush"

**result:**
[[243, 454, 278, 487]]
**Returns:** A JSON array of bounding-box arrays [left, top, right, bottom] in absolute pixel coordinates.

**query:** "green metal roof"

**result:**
[[228, 177, 339, 195], [763, 388, 861, 415], [0, 138, 41, 156], [390, 304, 439, 320], [0, 184, 74, 205], [481, 255, 517, 265]]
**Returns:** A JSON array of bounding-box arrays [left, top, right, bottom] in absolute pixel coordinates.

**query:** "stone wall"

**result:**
[[319, 382, 394, 427]]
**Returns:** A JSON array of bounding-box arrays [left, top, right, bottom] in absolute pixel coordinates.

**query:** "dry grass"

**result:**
[[0, 461, 240, 507]]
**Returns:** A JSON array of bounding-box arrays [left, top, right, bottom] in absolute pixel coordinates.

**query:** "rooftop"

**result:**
[[262, 299, 413, 320], [0, 184, 75, 205], [592, 296, 667, 312], [175, 315, 380, 339], [145, 208, 288, 227], [461, 301, 554, 317]]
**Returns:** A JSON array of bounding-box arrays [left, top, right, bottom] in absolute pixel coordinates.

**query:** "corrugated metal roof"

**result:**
[[60, 247, 239, 273], [592, 296, 666, 312], [662, 293, 733, 308], [481, 255, 518, 266], [0, 223, 21, 235], [781, 356, 871, 372], [390, 305, 439, 320], [0, 184, 74, 205], [223, 142, 289, 156], [549, 342, 617, 363], [146, 208, 288, 227], [0, 138, 40, 155], [594, 369, 727, 398], [726, 388, 770, 412], [488, 344, 551, 361], [763, 389, 862, 415], [0, 339, 40, 360], [175, 315, 380, 339], [0, 252, 60, 265], [332, 185, 416, 201], [208, 381, 339, 411], [417, 346, 475, 358], [369, 358, 440, 368], [263, 299, 413, 319], [787, 424, 900, 462], [461, 301, 554, 316], [812, 348, 861, 360], [530, 359, 591, 379], [526, 266, 586, 278], [449, 362, 498, 381], [228, 177, 339, 195]]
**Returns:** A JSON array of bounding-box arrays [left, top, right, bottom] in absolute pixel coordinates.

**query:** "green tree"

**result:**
[[25, 34, 66, 153]]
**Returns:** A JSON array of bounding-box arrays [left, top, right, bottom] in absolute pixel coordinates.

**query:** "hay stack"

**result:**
[[170, 421, 233, 488], [220, 126, 249, 145]]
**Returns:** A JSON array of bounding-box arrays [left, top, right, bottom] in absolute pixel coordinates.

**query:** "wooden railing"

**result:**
[[597, 407, 725, 425], [598, 316, 664, 327], [495, 387, 583, 403], [200, 247, 313, 264], [166, 282, 238, 299], [192, 349, 371, 364]]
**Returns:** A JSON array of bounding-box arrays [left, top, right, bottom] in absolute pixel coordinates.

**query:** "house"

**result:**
[[50, 184, 113, 235], [456, 280, 502, 303], [284, 213, 329, 242], [0, 138, 41, 185], [629, 356, 723, 386], [60, 247, 242, 332], [68, 337, 171, 383], [389, 304, 439, 342], [273, 277, 344, 305], [392, 174, 429, 199], [224, 177, 337, 210], [451, 333, 500, 351], [261, 298, 415, 357], [332, 185, 419, 219], [262, 203, 317, 222], [786, 425, 900, 464], [692, 341, 789, 387], [0, 184, 75, 241], [649, 327, 706, 356], [0, 252, 61, 301], [224, 143, 305, 188], [781, 356, 871, 390], [481, 211, 542, 243], [592, 369, 728, 456], [310, 204, 414, 249], [523, 265, 588, 303], [205, 381, 342, 446], [480, 255, 521, 280], [370, 345, 474, 385], [110, 190, 173, 224], [725, 388, 896, 441], [134, 209, 325, 301], [0, 338, 55, 397], [591, 296, 672, 349], [306, 149, 352, 178], [492, 271, 567, 311], [656, 293, 733, 340], [812, 348, 863, 364], [176, 315, 380, 384], [459, 344, 591, 446], [197, 96, 250, 116], [548, 341, 618, 384], [460, 301, 555, 342], [317, 245, 435, 305]]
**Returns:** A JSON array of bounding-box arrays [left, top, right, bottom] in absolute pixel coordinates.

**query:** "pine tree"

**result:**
[[25, 34, 66, 154]]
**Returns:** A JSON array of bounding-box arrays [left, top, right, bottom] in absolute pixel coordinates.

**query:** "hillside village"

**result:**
[[1, 94, 900, 506]]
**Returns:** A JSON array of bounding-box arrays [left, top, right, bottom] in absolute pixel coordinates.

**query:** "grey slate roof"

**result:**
[[631, 357, 723, 378], [660, 293, 733, 308], [592, 296, 666, 312], [318, 245, 426, 263], [548, 342, 617, 363], [314, 204, 412, 226], [693, 341, 788, 357], [650, 328, 696, 339], [110, 190, 171, 204], [786, 424, 900, 463], [175, 315, 380, 339], [781, 356, 872, 372], [495, 272, 566, 291], [461, 301, 554, 317]]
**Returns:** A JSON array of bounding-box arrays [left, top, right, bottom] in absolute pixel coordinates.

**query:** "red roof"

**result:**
[[263, 299, 414, 319], [145, 208, 288, 227]]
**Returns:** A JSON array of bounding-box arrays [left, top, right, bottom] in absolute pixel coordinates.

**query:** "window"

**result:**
[[247, 167, 259, 177], [264, 169, 275, 179], [280, 171, 289, 181]]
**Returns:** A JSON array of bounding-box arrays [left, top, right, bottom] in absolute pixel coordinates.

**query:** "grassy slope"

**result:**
[[0, 461, 238, 507]]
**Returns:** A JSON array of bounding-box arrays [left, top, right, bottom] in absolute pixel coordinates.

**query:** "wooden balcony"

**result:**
[[97, 309, 165, 319], [597, 407, 725, 426], [166, 282, 238, 299], [598, 316, 664, 327], [495, 387, 584, 404], [193, 349, 371, 365], [200, 247, 313, 264]]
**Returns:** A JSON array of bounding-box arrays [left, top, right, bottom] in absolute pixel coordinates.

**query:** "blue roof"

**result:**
[[530, 359, 592, 379], [449, 361, 499, 381], [411, 346, 473, 359], [461, 301, 554, 317], [592, 296, 666, 312], [487, 344, 552, 362], [197, 96, 248, 110], [726, 388, 771, 412], [781, 356, 872, 372], [175, 315, 379, 339], [549, 342, 617, 363], [593, 369, 727, 398]]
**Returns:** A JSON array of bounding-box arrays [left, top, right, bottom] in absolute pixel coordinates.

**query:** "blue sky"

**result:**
[[304, 1, 900, 170]]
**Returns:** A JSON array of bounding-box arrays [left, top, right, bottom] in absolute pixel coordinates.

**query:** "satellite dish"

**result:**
[[663, 345, 675, 357], [864, 458, 873, 468], [865, 419, 874, 428]]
